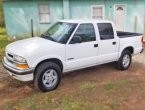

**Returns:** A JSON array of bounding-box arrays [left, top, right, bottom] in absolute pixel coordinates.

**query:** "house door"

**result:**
[[115, 5, 126, 31]]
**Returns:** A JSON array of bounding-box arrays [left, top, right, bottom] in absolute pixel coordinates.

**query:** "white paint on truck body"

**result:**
[[4, 19, 143, 81]]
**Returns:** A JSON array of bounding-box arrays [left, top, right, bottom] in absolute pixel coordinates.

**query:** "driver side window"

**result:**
[[70, 23, 96, 44]]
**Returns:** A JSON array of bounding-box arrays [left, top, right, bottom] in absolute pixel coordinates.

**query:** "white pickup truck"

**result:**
[[3, 20, 143, 92]]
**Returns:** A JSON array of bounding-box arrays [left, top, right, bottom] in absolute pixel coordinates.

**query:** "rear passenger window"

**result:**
[[97, 23, 114, 40], [72, 23, 96, 43]]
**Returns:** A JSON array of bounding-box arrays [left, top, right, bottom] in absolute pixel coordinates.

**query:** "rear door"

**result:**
[[65, 23, 99, 71], [97, 23, 119, 64]]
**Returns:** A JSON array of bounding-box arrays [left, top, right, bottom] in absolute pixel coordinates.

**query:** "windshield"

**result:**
[[41, 22, 78, 44]]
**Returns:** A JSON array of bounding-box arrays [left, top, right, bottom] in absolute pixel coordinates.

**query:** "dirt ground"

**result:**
[[0, 47, 145, 110]]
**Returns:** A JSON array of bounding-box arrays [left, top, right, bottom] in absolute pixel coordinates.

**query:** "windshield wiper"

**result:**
[[41, 34, 56, 42]]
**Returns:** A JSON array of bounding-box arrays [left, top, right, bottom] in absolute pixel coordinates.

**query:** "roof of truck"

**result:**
[[59, 19, 112, 24]]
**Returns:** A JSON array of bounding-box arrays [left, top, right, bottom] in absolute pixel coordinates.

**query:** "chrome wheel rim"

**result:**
[[122, 54, 130, 68], [42, 69, 58, 88]]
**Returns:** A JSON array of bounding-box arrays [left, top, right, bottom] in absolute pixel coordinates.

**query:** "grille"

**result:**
[[6, 52, 14, 64], [7, 53, 13, 58]]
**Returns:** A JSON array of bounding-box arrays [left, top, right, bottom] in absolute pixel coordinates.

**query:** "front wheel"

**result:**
[[34, 62, 62, 92], [117, 50, 132, 70]]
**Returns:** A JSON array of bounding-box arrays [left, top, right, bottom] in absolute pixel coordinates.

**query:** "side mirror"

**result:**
[[70, 35, 82, 44]]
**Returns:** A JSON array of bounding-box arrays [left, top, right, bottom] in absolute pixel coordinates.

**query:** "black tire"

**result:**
[[34, 61, 62, 92], [117, 50, 132, 70]]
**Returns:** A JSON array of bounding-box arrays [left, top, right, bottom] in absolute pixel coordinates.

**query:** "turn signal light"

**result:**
[[16, 64, 29, 69]]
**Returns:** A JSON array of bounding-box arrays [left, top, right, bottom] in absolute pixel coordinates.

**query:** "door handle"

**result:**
[[94, 44, 98, 47], [112, 42, 116, 45]]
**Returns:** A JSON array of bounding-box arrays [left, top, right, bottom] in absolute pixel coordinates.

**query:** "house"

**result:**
[[3, 0, 145, 39]]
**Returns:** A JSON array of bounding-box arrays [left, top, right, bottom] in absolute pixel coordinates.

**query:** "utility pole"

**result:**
[[31, 19, 34, 37]]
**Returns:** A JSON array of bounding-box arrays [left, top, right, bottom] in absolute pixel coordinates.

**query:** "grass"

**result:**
[[104, 82, 115, 91], [2, 78, 145, 110], [79, 81, 96, 90], [0, 27, 11, 63]]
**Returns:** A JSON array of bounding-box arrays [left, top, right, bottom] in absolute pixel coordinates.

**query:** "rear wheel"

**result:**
[[117, 50, 132, 70], [34, 62, 62, 92]]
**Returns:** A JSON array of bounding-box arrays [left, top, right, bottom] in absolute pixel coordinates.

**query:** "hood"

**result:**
[[6, 37, 61, 56]]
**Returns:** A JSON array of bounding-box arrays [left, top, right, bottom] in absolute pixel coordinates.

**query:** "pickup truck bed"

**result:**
[[117, 31, 142, 38]]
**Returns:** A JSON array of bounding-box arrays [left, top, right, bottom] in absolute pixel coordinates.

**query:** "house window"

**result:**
[[91, 5, 104, 20], [38, 5, 50, 23]]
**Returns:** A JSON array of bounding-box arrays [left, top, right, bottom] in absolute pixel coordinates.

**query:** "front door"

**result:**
[[65, 23, 98, 71], [115, 5, 126, 31]]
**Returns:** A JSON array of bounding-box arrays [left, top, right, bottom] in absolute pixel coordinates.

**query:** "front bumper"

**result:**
[[2, 58, 34, 81], [2, 60, 34, 75], [7, 71, 33, 81]]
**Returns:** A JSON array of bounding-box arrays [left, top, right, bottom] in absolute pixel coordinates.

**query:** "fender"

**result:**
[[31, 55, 65, 68], [118, 45, 134, 58]]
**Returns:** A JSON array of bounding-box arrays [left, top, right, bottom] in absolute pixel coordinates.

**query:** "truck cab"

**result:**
[[65, 21, 119, 71]]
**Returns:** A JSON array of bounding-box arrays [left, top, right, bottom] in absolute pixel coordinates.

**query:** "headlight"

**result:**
[[14, 55, 26, 63]]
